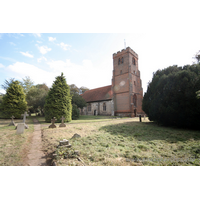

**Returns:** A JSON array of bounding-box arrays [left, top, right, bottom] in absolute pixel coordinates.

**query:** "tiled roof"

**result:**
[[81, 85, 113, 103]]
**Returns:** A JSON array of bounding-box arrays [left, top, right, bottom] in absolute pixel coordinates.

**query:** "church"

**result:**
[[81, 47, 144, 117]]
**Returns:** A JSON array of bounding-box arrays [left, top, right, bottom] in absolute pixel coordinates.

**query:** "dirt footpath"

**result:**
[[25, 118, 47, 166]]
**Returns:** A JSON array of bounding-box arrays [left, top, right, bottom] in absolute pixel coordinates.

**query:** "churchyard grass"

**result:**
[[41, 116, 200, 166], [0, 117, 34, 166]]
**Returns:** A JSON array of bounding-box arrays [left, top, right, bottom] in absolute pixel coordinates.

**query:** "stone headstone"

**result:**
[[49, 117, 57, 128], [21, 112, 29, 129], [16, 123, 25, 134], [59, 116, 66, 127], [59, 139, 69, 146], [144, 114, 146, 120], [9, 115, 16, 126], [71, 133, 81, 139]]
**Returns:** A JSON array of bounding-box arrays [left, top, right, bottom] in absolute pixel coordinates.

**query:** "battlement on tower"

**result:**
[[113, 47, 138, 58]]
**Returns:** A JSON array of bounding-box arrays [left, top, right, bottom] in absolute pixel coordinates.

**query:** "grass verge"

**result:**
[[40, 116, 200, 166], [0, 117, 34, 166]]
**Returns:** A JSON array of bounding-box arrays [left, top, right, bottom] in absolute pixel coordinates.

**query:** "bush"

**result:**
[[142, 64, 200, 128], [44, 73, 72, 123], [72, 104, 80, 120]]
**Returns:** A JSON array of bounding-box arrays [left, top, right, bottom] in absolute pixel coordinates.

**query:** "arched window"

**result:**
[[132, 57, 136, 65], [88, 103, 91, 111], [121, 57, 123, 64], [133, 94, 137, 107], [134, 81, 136, 86], [120, 70, 122, 74], [118, 58, 121, 65], [103, 103, 106, 111]]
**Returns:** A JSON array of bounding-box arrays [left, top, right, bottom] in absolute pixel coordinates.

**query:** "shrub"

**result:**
[[72, 104, 80, 120]]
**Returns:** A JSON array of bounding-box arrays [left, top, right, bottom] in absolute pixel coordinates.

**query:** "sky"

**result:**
[[0, 0, 200, 97]]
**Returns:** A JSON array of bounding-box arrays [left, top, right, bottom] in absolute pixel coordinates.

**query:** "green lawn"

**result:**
[[40, 116, 200, 166]]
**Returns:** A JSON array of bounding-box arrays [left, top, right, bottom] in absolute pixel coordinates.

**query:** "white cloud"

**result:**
[[37, 41, 42, 43], [58, 42, 71, 50], [33, 33, 41, 37], [36, 44, 51, 54], [37, 56, 47, 63], [6, 62, 56, 87], [46, 59, 111, 89], [0, 63, 5, 68], [49, 37, 56, 42], [0, 89, 6, 94], [9, 42, 16, 46], [20, 51, 34, 58]]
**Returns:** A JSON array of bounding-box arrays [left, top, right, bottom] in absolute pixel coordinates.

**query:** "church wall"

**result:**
[[80, 100, 113, 116]]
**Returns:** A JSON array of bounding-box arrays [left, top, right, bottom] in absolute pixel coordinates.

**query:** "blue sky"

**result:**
[[1, 0, 200, 96], [1, 32, 199, 95]]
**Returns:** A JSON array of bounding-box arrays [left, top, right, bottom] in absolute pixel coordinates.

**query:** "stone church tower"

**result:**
[[112, 47, 144, 117]]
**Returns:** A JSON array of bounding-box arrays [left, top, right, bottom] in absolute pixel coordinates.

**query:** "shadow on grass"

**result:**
[[99, 121, 200, 143]]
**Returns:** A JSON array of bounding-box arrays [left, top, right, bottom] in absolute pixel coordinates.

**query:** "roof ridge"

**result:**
[[85, 85, 112, 92]]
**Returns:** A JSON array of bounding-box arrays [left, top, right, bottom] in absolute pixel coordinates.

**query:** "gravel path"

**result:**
[[25, 118, 47, 166]]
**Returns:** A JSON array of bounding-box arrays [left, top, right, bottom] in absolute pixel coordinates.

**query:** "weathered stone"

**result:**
[[71, 133, 81, 139], [59, 140, 69, 146], [9, 115, 16, 126], [21, 112, 29, 129], [49, 117, 57, 128], [16, 123, 25, 134], [59, 116, 66, 127]]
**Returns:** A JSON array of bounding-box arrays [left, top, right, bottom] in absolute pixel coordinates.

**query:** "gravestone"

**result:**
[[59, 116, 66, 127], [9, 115, 16, 126], [144, 114, 146, 120], [49, 117, 57, 128], [21, 112, 29, 129], [58, 139, 71, 148], [71, 133, 81, 139], [16, 123, 25, 134]]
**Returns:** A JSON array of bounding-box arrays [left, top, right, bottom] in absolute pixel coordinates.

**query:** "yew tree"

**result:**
[[44, 73, 72, 123], [0, 80, 27, 118], [142, 64, 200, 128]]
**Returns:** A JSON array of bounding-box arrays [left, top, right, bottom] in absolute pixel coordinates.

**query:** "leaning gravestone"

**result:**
[[49, 117, 57, 128], [59, 116, 66, 127], [16, 123, 25, 134], [9, 115, 16, 126], [71, 133, 81, 139], [21, 112, 29, 129]]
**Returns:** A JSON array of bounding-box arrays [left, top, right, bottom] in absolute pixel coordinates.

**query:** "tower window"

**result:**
[[121, 57, 123, 64], [133, 70, 135, 74], [118, 58, 121, 65], [103, 103, 106, 111], [88, 103, 91, 111], [134, 81, 136, 86], [132, 57, 136, 65], [120, 70, 122, 74]]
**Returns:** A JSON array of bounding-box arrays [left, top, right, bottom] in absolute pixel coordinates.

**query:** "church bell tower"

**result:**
[[112, 47, 144, 117]]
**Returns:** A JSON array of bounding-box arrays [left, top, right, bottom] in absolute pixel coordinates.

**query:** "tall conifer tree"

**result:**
[[0, 81, 27, 118], [44, 73, 72, 122]]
